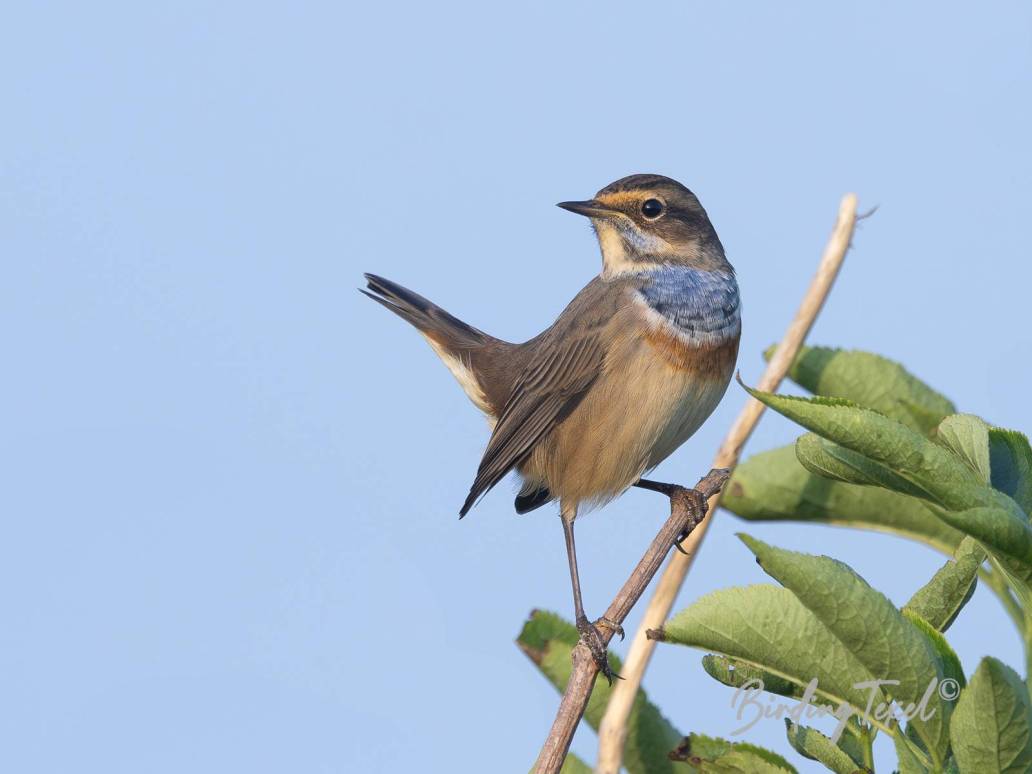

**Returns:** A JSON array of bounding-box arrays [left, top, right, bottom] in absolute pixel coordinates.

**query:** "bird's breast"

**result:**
[[634, 265, 741, 376]]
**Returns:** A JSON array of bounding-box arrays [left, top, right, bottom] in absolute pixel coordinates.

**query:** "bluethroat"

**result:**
[[363, 174, 740, 681]]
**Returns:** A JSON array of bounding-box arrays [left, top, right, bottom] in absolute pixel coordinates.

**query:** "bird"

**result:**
[[361, 174, 740, 681]]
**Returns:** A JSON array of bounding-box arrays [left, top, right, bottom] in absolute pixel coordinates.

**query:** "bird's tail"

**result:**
[[361, 273, 490, 349], [361, 273, 511, 415]]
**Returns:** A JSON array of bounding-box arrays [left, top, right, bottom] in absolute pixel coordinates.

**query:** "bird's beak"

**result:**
[[556, 199, 620, 219]]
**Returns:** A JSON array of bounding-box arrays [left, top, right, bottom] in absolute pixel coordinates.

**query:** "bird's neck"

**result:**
[[594, 221, 729, 280]]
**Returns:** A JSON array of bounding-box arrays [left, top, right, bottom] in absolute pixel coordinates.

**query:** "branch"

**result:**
[[595, 193, 860, 773], [531, 468, 731, 774]]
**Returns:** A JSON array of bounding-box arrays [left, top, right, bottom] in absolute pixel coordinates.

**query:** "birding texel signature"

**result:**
[[729, 677, 961, 742]]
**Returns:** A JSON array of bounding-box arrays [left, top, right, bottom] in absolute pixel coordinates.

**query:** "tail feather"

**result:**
[[362, 273, 488, 348], [514, 486, 553, 514], [363, 272, 525, 516]]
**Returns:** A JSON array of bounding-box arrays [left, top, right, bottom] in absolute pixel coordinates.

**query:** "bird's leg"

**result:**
[[560, 504, 621, 685], [634, 478, 710, 554], [633, 477, 681, 496]]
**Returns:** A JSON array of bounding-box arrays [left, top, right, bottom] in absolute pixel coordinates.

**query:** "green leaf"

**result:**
[[558, 754, 593, 774], [659, 585, 886, 726], [902, 537, 984, 632], [516, 610, 681, 774], [903, 612, 966, 690], [739, 535, 949, 766], [894, 730, 930, 774], [935, 415, 992, 483], [764, 345, 955, 433], [784, 720, 863, 774], [701, 654, 805, 700], [701, 655, 868, 757], [742, 386, 1028, 526], [935, 506, 1032, 566], [989, 428, 1032, 516], [834, 719, 869, 772], [950, 657, 1032, 773], [669, 733, 798, 773], [724, 445, 966, 554], [795, 433, 928, 498]]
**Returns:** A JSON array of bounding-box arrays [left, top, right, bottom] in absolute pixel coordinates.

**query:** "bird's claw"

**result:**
[[596, 616, 625, 641], [672, 488, 709, 553], [576, 615, 622, 685]]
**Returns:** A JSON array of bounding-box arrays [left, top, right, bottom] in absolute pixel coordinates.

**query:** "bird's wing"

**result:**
[[458, 329, 606, 516]]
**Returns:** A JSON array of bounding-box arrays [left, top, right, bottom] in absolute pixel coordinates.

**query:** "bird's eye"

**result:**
[[641, 198, 664, 219]]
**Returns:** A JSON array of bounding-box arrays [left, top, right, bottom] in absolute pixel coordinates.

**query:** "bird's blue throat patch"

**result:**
[[638, 266, 741, 342]]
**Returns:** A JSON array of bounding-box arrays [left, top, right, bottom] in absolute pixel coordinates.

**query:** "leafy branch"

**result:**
[[521, 343, 1032, 772]]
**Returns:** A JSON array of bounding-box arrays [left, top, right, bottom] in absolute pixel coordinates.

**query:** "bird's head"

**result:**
[[558, 174, 727, 279]]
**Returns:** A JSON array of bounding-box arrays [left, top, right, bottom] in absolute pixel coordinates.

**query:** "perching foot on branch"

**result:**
[[673, 487, 709, 549], [635, 477, 714, 554], [575, 615, 621, 685], [597, 615, 625, 641]]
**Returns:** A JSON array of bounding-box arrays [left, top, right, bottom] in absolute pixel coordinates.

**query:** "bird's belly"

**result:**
[[638, 325, 739, 468], [524, 332, 737, 509]]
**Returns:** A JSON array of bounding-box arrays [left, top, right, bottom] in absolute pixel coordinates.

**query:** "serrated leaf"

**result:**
[[660, 585, 885, 726], [935, 506, 1032, 566], [739, 535, 949, 766], [950, 657, 1032, 773], [516, 610, 680, 774], [669, 733, 798, 773], [834, 719, 869, 772], [989, 428, 1032, 516], [724, 445, 966, 554], [701, 654, 804, 700], [784, 720, 863, 774], [936, 415, 992, 483], [795, 433, 928, 498], [894, 730, 930, 774], [902, 537, 983, 632], [764, 345, 955, 434], [903, 612, 965, 690], [740, 385, 1011, 514], [701, 655, 866, 752]]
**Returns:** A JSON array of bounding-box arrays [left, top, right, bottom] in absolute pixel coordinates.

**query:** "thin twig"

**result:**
[[531, 469, 731, 774], [594, 193, 860, 773]]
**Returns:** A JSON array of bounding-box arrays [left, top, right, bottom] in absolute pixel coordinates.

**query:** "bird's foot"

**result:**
[[673, 487, 709, 553], [576, 614, 622, 685], [637, 471, 726, 553], [596, 616, 625, 641]]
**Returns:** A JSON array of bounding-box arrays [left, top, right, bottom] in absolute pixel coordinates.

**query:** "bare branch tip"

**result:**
[[705, 466, 731, 482], [645, 627, 665, 642], [857, 204, 879, 220]]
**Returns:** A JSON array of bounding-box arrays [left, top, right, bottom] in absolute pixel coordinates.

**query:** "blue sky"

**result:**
[[2, 2, 1030, 772]]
